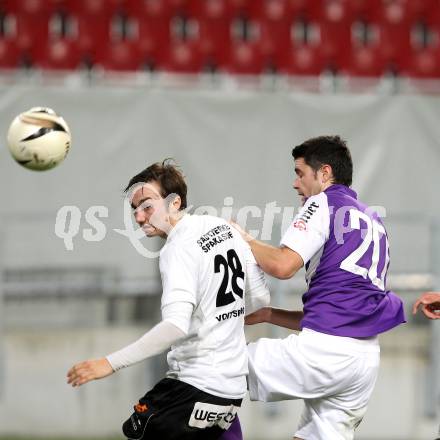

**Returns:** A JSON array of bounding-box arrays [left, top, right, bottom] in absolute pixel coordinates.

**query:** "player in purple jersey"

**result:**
[[232, 136, 405, 440]]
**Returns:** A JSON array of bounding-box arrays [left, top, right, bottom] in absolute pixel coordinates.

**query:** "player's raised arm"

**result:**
[[231, 221, 303, 280], [413, 292, 440, 320], [249, 241, 304, 280]]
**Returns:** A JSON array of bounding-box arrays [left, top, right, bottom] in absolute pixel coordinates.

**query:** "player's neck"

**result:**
[[321, 181, 333, 192], [168, 211, 186, 231]]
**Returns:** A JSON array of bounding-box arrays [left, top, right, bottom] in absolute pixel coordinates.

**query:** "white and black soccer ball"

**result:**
[[7, 107, 71, 171]]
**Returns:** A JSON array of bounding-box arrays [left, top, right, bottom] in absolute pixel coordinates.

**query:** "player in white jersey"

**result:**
[[67, 160, 269, 440]]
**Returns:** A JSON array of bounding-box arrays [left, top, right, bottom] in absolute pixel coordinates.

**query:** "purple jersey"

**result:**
[[219, 417, 243, 440], [281, 184, 405, 338]]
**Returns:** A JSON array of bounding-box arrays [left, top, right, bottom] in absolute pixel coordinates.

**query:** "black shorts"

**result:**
[[122, 378, 242, 440]]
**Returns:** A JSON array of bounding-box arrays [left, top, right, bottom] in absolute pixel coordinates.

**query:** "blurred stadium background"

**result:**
[[1, 0, 440, 439]]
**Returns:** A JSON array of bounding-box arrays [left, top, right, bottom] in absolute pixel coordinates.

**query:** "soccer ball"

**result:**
[[7, 107, 71, 171]]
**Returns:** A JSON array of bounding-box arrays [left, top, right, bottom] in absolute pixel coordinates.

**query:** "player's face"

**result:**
[[130, 181, 171, 238], [293, 158, 324, 202]]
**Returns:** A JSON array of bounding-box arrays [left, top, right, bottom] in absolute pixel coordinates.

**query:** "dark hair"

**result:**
[[291, 135, 353, 186], [125, 159, 187, 209]]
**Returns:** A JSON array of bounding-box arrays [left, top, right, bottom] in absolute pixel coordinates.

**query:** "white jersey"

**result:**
[[159, 214, 268, 399]]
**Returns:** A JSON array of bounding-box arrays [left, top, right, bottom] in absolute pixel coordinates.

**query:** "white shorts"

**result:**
[[247, 328, 380, 440]]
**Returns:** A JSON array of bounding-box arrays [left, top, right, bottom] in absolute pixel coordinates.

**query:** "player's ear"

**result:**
[[321, 164, 333, 183], [164, 193, 181, 213], [171, 194, 182, 211]]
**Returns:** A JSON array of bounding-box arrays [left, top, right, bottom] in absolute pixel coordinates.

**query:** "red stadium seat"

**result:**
[[74, 15, 110, 64], [348, 0, 383, 21], [164, 40, 202, 73], [169, 0, 190, 14], [4, 0, 53, 14], [64, 0, 115, 64], [64, 0, 117, 16], [190, 0, 232, 68], [278, 43, 323, 75], [38, 38, 82, 70], [314, 0, 352, 70], [226, 40, 262, 74], [125, 0, 171, 16], [190, 0, 231, 19], [125, 0, 172, 63], [375, 0, 412, 72], [227, 0, 252, 15], [405, 0, 438, 21], [288, 0, 316, 16], [101, 40, 141, 71], [346, 45, 384, 76], [404, 47, 440, 78], [251, 0, 292, 61], [14, 13, 50, 63], [0, 38, 20, 68], [3, 0, 53, 63]]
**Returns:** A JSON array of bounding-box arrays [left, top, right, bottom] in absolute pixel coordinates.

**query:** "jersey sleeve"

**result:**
[[244, 245, 270, 314], [106, 320, 185, 371], [280, 193, 330, 265], [160, 243, 198, 308], [162, 301, 194, 335]]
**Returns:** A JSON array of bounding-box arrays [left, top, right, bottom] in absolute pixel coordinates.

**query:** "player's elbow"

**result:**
[[272, 266, 297, 280], [268, 261, 294, 279], [269, 250, 303, 279]]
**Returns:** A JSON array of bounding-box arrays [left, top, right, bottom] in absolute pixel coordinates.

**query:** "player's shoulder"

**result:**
[[304, 191, 328, 209], [290, 192, 330, 235], [188, 214, 235, 235], [324, 184, 358, 210], [171, 214, 237, 245], [191, 214, 249, 252], [193, 214, 229, 227], [298, 192, 330, 220]]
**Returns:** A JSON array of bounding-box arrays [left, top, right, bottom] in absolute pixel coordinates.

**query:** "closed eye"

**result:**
[[132, 197, 153, 212]]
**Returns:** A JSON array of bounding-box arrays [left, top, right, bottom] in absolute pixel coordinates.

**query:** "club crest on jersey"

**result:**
[[293, 219, 307, 231], [293, 201, 319, 231]]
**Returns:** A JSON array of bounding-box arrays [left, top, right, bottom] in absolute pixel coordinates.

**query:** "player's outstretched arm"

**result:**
[[67, 302, 192, 388], [230, 221, 303, 279], [413, 292, 440, 320], [245, 307, 304, 331]]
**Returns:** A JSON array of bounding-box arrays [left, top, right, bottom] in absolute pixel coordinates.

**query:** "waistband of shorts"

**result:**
[[300, 328, 380, 352]]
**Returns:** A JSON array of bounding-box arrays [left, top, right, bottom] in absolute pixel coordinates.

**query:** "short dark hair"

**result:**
[[291, 135, 353, 186], [125, 159, 187, 210]]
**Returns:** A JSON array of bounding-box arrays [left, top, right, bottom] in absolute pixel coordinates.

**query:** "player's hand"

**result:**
[[245, 307, 272, 325], [412, 292, 440, 320], [67, 358, 114, 387], [229, 220, 255, 243]]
